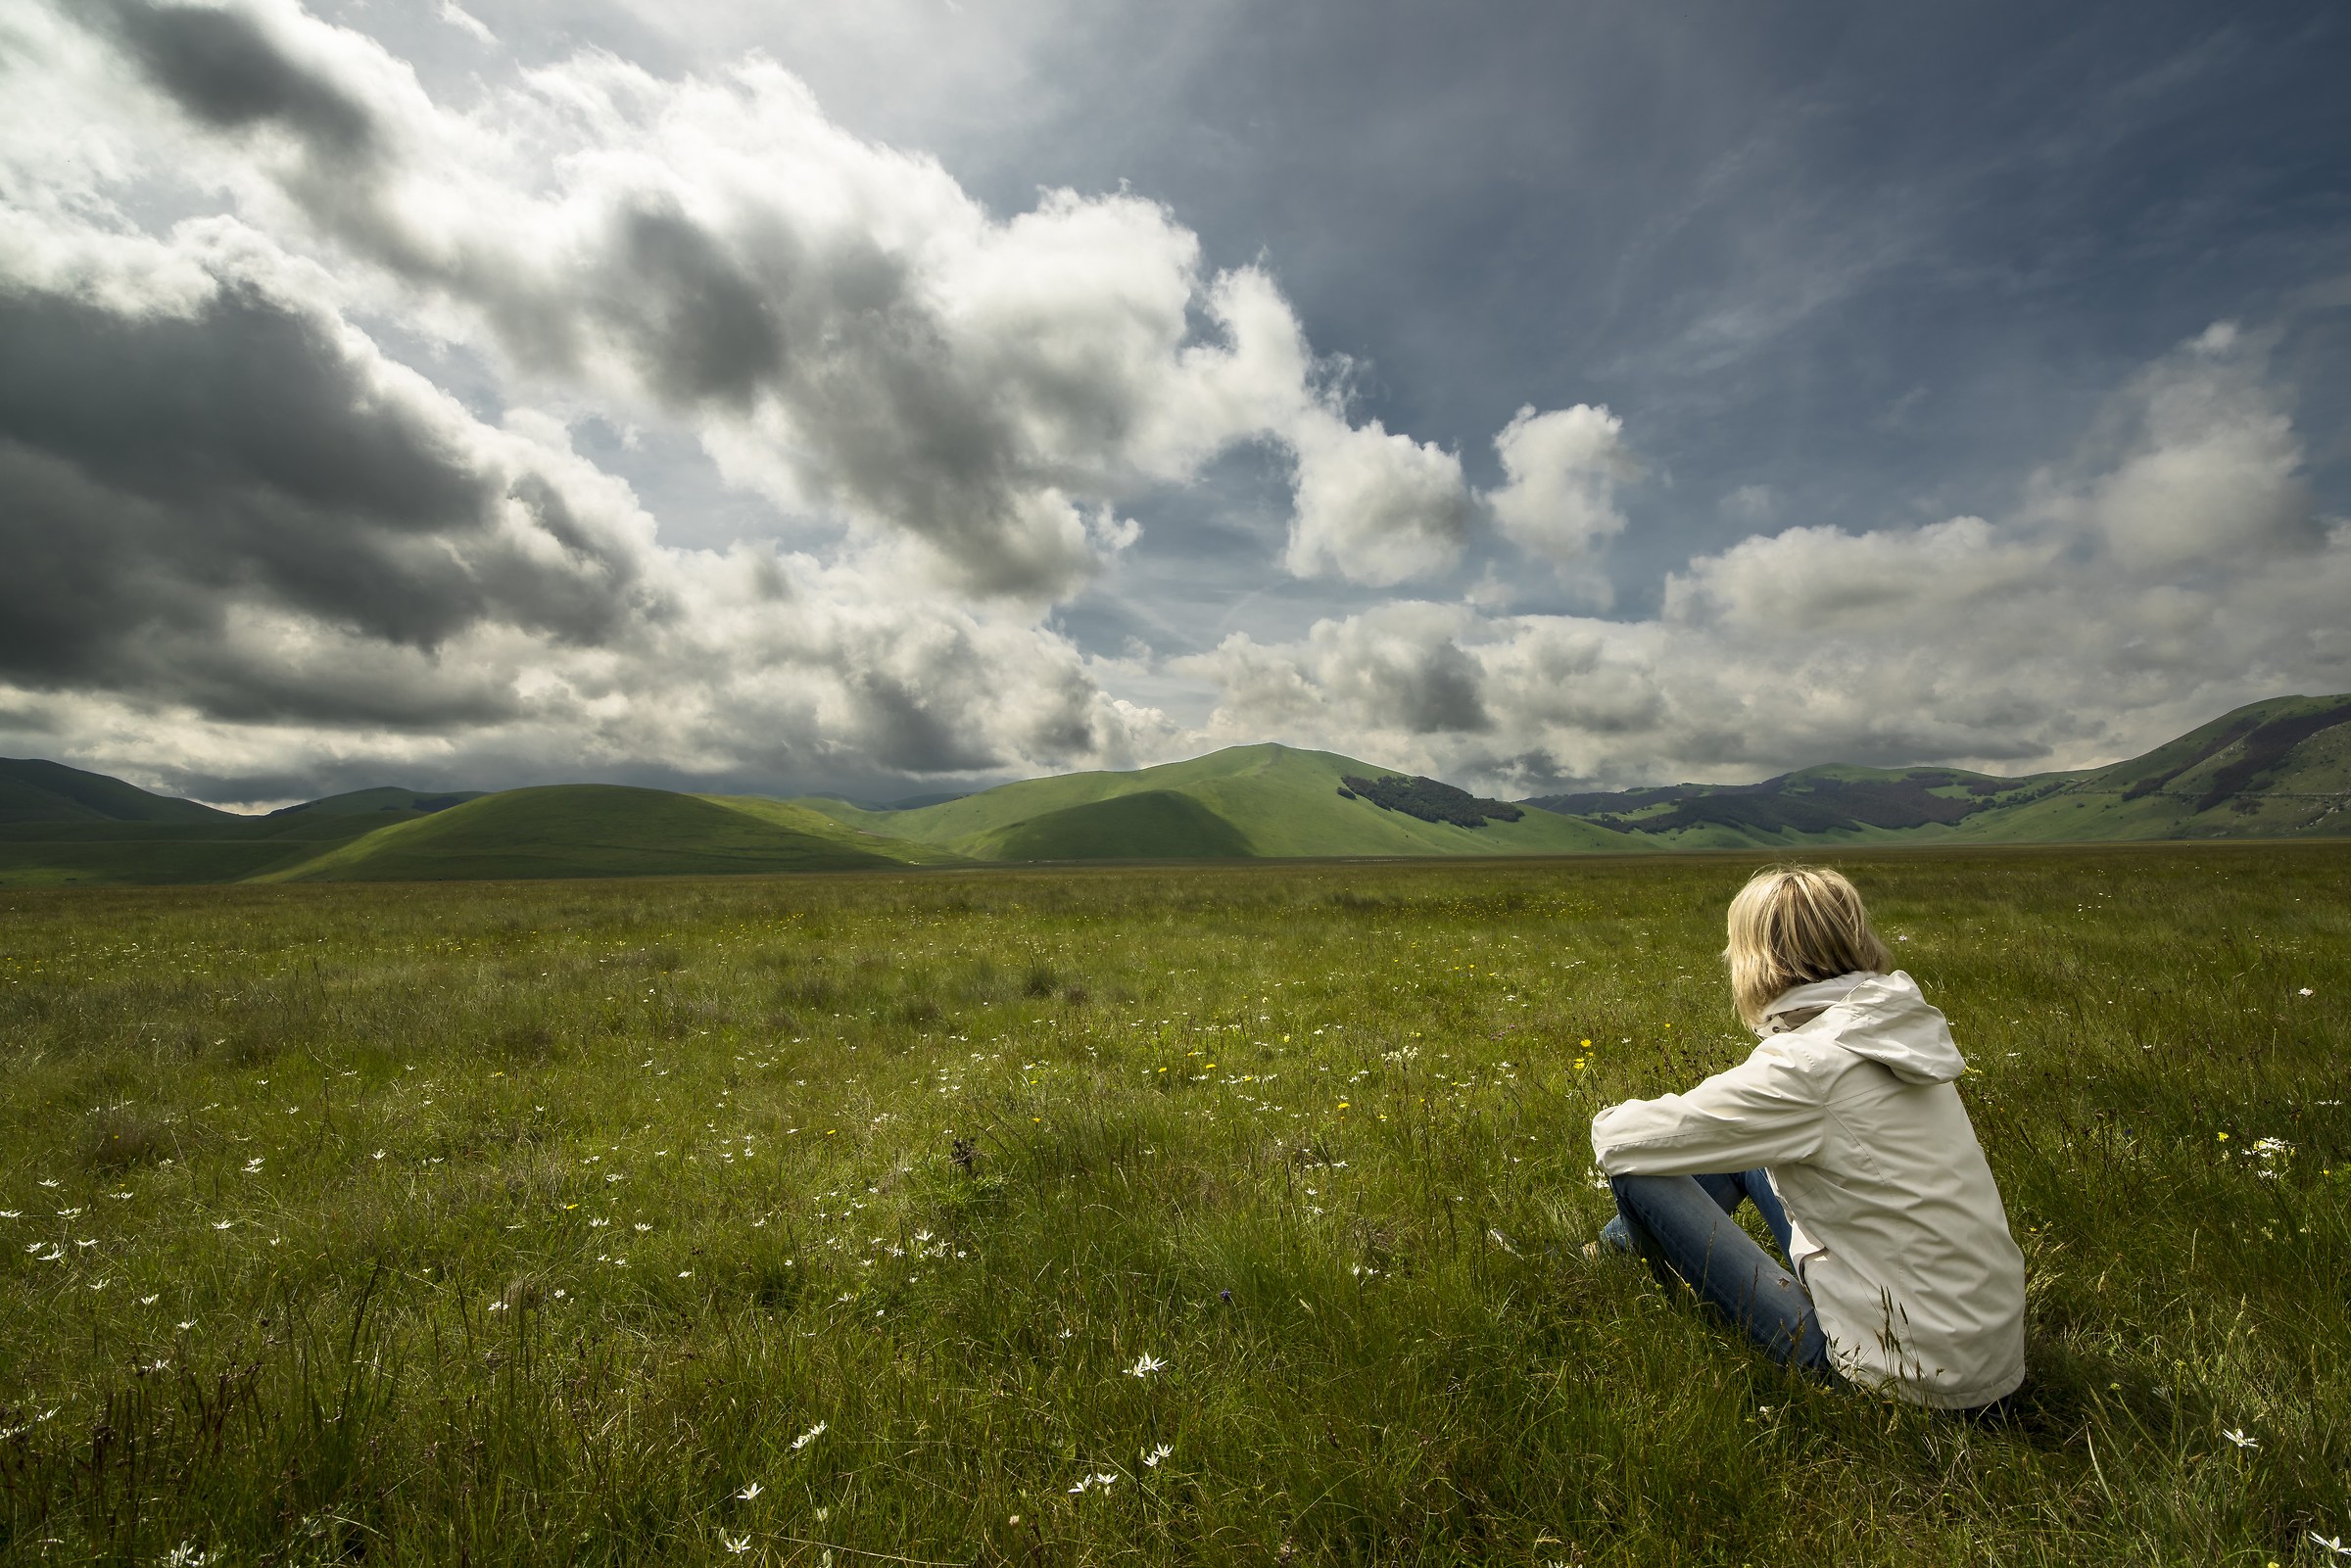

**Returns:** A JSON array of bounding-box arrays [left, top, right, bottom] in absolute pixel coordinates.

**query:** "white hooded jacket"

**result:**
[[1589, 970, 2027, 1408]]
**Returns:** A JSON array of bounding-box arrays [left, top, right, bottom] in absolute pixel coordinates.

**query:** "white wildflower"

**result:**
[[720, 1533, 751, 1554], [735, 1481, 763, 1500], [2222, 1427, 2259, 1449], [1128, 1352, 1167, 1377], [790, 1420, 827, 1451], [1142, 1443, 1174, 1468]]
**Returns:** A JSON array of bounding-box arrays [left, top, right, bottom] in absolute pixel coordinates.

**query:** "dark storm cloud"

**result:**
[[66, 2, 1284, 597], [90, 0, 381, 163], [0, 275, 648, 721], [16, 0, 2350, 801], [756, 0, 2351, 600], [605, 200, 790, 408]]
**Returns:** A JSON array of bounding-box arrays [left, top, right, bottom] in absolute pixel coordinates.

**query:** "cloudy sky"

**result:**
[[3, 0, 2347, 806]]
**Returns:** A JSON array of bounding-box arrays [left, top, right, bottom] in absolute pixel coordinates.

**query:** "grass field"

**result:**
[[1, 846, 2345, 1565]]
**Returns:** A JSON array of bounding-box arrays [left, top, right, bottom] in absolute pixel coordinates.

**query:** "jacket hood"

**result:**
[[1760, 970, 1967, 1084]]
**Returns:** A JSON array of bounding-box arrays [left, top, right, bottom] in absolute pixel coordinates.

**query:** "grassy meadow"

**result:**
[[0, 846, 2346, 1565]]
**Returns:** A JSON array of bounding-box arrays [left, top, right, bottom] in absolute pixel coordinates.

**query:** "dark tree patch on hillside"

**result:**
[[1522, 784, 1687, 816], [2194, 700, 2351, 811], [1340, 774, 1523, 828], [1531, 772, 2005, 836], [2120, 717, 2264, 801]]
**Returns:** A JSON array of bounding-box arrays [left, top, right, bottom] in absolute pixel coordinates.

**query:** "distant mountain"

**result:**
[[0, 757, 234, 826], [1520, 693, 2351, 847], [260, 785, 900, 881], [270, 786, 484, 817], [1, 694, 2341, 885], [790, 743, 1626, 861], [696, 795, 974, 866]]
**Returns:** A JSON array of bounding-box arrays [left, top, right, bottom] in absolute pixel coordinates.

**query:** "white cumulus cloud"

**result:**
[[1195, 323, 2351, 789], [1486, 403, 1636, 570]]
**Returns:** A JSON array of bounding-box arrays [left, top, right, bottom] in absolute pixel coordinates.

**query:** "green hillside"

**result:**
[[976, 789, 1255, 861], [697, 795, 974, 866], [270, 786, 484, 818], [1522, 693, 2351, 849], [0, 757, 234, 826], [3, 692, 2341, 885], [1946, 693, 2351, 842], [794, 743, 1630, 860], [0, 808, 415, 888], [264, 785, 901, 882], [0, 764, 487, 886]]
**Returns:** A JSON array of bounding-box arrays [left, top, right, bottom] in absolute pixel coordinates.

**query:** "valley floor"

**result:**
[[0, 847, 2344, 1564]]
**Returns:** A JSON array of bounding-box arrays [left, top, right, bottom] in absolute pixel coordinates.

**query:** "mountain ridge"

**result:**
[[1523, 693, 2351, 848], [1, 692, 2344, 884]]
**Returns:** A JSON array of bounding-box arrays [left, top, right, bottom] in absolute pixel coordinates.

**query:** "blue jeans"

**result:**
[[1603, 1169, 1833, 1377]]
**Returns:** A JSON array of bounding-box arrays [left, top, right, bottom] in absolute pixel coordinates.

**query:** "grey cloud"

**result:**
[[78, 4, 1109, 593], [0, 272, 653, 721], [70, 4, 1443, 599], [599, 199, 791, 409], [1197, 327, 2351, 789], [92, 0, 381, 162], [1389, 639, 1491, 736]]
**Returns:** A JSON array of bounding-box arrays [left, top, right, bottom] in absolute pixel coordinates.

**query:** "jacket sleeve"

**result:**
[[1590, 1042, 1828, 1175]]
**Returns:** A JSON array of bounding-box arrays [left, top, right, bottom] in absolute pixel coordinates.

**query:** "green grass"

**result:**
[[1, 846, 2346, 1564], [0, 816, 401, 888], [261, 785, 902, 881], [697, 796, 975, 868], [976, 789, 1255, 861], [796, 743, 1627, 859]]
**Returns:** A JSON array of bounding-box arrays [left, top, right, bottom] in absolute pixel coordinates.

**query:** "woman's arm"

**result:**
[[1590, 1042, 1827, 1176]]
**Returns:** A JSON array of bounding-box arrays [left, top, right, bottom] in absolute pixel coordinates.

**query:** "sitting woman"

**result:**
[[1589, 866, 2027, 1411]]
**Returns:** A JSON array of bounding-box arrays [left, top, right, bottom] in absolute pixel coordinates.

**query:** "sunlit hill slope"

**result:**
[[1, 693, 2343, 884]]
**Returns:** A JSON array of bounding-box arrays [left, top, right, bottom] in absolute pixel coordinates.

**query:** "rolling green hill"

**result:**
[[262, 785, 904, 882], [269, 786, 485, 818], [0, 757, 236, 826], [793, 743, 1631, 861], [3, 692, 2342, 884], [696, 795, 975, 867], [975, 789, 1256, 861], [0, 761, 436, 886], [1521, 693, 2351, 848]]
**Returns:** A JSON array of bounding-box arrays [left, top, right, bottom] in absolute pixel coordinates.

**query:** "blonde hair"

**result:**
[[1723, 865, 1895, 1026]]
